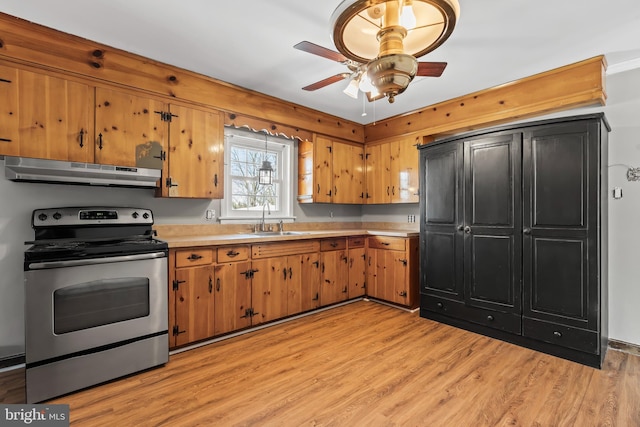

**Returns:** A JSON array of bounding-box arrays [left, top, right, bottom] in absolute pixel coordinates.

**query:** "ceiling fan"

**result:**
[[295, 0, 460, 103]]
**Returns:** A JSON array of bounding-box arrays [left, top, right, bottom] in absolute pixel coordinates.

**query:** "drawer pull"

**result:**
[[226, 250, 240, 257], [381, 242, 390, 246], [487, 315, 494, 321], [553, 331, 562, 338], [436, 302, 444, 309], [330, 242, 338, 248], [187, 254, 203, 260], [216, 278, 221, 292]]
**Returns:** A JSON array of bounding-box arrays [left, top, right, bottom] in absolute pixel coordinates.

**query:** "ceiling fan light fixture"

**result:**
[[343, 77, 361, 98], [367, 53, 418, 103], [331, 0, 460, 63]]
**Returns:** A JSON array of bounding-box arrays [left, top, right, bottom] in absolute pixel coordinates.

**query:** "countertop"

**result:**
[[160, 229, 419, 249]]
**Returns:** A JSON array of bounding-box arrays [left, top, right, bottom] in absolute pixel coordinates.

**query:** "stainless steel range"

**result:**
[[24, 207, 169, 403]]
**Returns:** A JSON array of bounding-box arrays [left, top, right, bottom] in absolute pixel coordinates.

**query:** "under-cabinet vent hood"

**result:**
[[4, 156, 161, 188]]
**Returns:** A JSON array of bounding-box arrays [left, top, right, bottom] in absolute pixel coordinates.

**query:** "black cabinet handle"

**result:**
[[330, 242, 338, 248], [0, 138, 12, 142], [457, 224, 464, 231], [342, 287, 348, 294], [381, 242, 390, 246], [523, 228, 532, 235], [214, 174, 219, 187], [283, 269, 287, 280], [317, 184, 320, 194], [226, 250, 239, 258], [487, 315, 494, 321], [436, 302, 444, 309], [187, 254, 203, 260], [289, 267, 292, 279], [312, 261, 319, 268], [312, 293, 319, 301], [97, 133, 104, 150], [216, 278, 221, 292], [79, 129, 84, 148], [553, 331, 562, 338], [209, 277, 213, 293], [464, 226, 471, 234]]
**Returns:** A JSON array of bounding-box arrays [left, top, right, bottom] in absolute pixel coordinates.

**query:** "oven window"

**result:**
[[53, 278, 150, 334]]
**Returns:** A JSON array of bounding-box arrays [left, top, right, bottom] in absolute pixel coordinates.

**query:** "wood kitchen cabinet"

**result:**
[[320, 238, 350, 306], [95, 87, 166, 169], [419, 114, 609, 368], [0, 64, 94, 162], [365, 135, 420, 204], [366, 236, 419, 307], [348, 236, 367, 299], [160, 104, 224, 198], [214, 260, 253, 335], [298, 135, 364, 204], [174, 265, 216, 347]]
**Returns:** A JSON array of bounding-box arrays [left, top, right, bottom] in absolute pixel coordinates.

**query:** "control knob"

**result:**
[[52, 212, 62, 220], [142, 212, 150, 219], [132, 212, 139, 219], [37, 213, 48, 221]]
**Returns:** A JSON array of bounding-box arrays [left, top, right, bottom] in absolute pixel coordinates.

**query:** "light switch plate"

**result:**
[[612, 187, 623, 199]]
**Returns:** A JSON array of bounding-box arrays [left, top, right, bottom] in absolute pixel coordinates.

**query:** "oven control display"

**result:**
[[80, 210, 118, 220]]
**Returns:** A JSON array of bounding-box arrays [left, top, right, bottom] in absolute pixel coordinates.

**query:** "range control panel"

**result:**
[[32, 207, 154, 227]]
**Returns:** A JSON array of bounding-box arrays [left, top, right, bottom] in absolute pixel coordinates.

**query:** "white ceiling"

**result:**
[[2, 0, 640, 125]]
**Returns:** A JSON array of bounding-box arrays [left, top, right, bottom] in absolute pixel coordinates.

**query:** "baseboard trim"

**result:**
[[608, 339, 640, 356]]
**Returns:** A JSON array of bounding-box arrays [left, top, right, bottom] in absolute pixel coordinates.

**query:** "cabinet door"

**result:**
[[214, 261, 252, 335], [390, 136, 420, 203], [420, 142, 464, 300], [314, 136, 333, 203], [320, 250, 349, 305], [95, 87, 166, 168], [522, 120, 600, 330], [348, 247, 366, 298], [175, 266, 215, 346], [251, 258, 288, 325], [289, 253, 321, 314], [386, 250, 411, 305], [365, 143, 391, 204], [0, 65, 94, 162], [333, 141, 364, 204], [463, 133, 522, 316], [164, 105, 223, 198]]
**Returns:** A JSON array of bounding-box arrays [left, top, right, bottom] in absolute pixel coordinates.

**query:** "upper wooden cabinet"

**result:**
[[298, 135, 364, 204], [0, 65, 94, 162], [365, 135, 420, 204], [95, 87, 166, 169], [160, 104, 224, 198]]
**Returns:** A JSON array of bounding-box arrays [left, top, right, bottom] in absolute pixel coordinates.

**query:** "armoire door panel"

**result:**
[[468, 142, 512, 226], [468, 235, 515, 307], [424, 147, 461, 224], [527, 237, 588, 322], [531, 133, 586, 228], [423, 231, 463, 299]]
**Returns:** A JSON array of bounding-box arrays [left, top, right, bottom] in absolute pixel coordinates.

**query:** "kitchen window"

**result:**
[[220, 128, 294, 222]]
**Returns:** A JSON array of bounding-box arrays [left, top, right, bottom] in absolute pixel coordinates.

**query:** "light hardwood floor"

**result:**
[[7, 301, 640, 426]]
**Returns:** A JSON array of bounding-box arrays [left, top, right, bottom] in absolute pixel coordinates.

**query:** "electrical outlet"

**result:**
[[205, 209, 215, 220], [329, 211, 334, 218]]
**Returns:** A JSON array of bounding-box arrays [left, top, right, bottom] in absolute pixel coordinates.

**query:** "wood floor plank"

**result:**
[[37, 301, 640, 426]]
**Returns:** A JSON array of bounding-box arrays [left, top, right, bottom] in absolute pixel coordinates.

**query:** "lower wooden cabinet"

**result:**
[[348, 237, 366, 299], [366, 236, 419, 308], [174, 265, 215, 347], [320, 238, 349, 306], [213, 260, 252, 336]]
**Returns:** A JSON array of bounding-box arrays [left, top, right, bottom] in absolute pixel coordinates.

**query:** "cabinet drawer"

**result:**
[[348, 236, 366, 248], [175, 248, 214, 267], [252, 240, 320, 259], [423, 295, 521, 334], [217, 246, 250, 262], [321, 238, 347, 251], [523, 317, 599, 354], [368, 236, 406, 251]]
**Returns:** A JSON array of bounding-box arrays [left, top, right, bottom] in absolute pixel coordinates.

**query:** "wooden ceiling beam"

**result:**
[[364, 56, 607, 143]]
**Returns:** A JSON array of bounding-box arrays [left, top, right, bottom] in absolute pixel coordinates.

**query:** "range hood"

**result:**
[[4, 156, 161, 188]]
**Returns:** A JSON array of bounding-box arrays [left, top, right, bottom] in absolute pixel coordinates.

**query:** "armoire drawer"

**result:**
[[523, 317, 600, 354], [424, 295, 521, 334]]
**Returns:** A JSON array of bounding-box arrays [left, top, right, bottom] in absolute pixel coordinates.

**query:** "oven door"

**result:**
[[25, 252, 167, 364]]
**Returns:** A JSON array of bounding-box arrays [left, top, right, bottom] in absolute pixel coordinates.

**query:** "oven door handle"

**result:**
[[27, 251, 167, 270]]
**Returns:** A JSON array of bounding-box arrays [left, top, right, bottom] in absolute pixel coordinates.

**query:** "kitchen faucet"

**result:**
[[259, 200, 271, 232]]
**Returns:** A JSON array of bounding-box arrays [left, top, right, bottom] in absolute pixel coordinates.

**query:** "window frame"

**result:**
[[220, 128, 295, 223]]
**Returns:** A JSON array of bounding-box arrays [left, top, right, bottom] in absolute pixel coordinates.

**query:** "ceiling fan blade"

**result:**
[[294, 41, 348, 63], [416, 62, 448, 77], [302, 73, 350, 91]]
